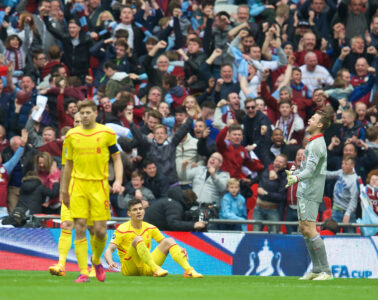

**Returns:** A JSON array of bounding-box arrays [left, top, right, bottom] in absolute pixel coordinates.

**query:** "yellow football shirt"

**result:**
[[111, 221, 165, 261], [61, 143, 67, 166], [64, 123, 118, 180]]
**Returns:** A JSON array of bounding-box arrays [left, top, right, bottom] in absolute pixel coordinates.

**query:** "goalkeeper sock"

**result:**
[[310, 235, 331, 274], [74, 238, 89, 276], [169, 244, 192, 272], [304, 237, 320, 273], [136, 241, 159, 272], [58, 229, 72, 268], [92, 234, 107, 265]]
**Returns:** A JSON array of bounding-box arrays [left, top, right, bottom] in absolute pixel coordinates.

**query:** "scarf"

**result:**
[[5, 48, 24, 70], [277, 113, 294, 142]]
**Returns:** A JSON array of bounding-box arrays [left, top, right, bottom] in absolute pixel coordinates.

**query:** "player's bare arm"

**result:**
[[104, 243, 119, 271], [111, 152, 123, 194], [60, 159, 73, 208]]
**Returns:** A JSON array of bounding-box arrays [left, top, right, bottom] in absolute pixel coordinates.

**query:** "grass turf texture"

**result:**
[[0, 270, 376, 300]]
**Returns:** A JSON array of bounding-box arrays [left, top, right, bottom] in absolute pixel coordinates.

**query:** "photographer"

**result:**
[[144, 189, 206, 231]]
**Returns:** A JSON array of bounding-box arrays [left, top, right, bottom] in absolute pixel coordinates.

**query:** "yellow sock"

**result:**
[[89, 233, 95, 257], [136, 241, 159, 272], [58, 229, 72, 268], [92, 235, 107, 265], [74, 238, 89, 276], [169, 244, 191, 272]]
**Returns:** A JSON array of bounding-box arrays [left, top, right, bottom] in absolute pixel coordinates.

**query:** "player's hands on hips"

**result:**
[[285, 170, 298, 188], [61, 191, 70, 208], [112, 181, 123, 194]]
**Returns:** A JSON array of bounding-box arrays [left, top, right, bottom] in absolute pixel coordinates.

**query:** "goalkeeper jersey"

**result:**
[[294, 134, 327, 203]]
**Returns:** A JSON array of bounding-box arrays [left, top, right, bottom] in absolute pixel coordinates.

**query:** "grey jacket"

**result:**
[[176, 134, 205, 185], [182, 166, 230, 205], [326, 170, 358, 216]]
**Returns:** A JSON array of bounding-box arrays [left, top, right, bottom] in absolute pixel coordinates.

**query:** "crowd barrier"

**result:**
[[0, 228, 377, 278]]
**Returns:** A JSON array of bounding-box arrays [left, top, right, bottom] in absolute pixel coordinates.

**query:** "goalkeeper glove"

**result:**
[[285, 170, 298, 188]]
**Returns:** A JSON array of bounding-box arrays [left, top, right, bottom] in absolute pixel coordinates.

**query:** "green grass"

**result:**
[[0, 270, 376, 300]]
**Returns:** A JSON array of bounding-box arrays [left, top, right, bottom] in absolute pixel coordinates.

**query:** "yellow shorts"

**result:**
[[60, 202, 93, 225], [69, 178, 111, 221], [121, 246, 166, 276]]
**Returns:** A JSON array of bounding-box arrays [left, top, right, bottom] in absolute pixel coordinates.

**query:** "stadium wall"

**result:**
[[0, 228, 377, 278]]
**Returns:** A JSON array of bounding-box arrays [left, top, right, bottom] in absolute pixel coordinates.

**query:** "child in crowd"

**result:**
[[219, 178, 247, 231], [117, 170, 155, 210], [326, 156, 359, 233]]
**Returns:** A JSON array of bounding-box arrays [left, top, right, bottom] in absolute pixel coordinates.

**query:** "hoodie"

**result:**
[[16, 175, 59, 214], [164, 86, 188, 110]]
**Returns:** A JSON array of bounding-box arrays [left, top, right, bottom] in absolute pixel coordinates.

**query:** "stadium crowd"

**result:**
[[0, 0, 377, 233]]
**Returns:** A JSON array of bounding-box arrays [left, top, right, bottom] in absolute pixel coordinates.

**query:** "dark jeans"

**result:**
[[110, 193, 127, 217], [253, 206, 280, 233], [331, 209, 356, 234], [285, 207, 298, 234]]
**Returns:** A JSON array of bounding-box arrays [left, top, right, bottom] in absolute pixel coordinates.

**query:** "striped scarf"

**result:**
[[5, 48, 24, 70]]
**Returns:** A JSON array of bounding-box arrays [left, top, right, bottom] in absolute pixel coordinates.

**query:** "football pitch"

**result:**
[[0, 270, 376, 300]]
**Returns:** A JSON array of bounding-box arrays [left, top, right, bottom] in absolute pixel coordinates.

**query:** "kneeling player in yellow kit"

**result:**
[[104, 198, 202, 278]]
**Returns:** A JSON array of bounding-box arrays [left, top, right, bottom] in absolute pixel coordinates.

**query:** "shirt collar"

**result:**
[[307, 133, 323, 142]]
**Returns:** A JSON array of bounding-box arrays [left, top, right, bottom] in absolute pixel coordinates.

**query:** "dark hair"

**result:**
[[142, 159, 156, 168], [115, 29, 129, 39], [103, 60, 118, 71], [201, 101, 216, 109], [234, 109, 246, 124], [5, 35, 22, 49], [145, 36, 158, 45], [228, 124, 242, 133], [50, 64, 65, 77], [114, 39, 128, 49], [292, 67, 302, 73], [322, 218, 338, 234], [278, 99, 292, 107], [162, 74, 177, 88], [221, 62, 233, 70], [63, 98, 77, 111], [175, 105, 187, 114], [148, 110, 163, 122], [188, 37, 202, 47], [112, 99, 128, 116], [216, 11, 230, 20], [32, 49, 43, 59], [128, 198, 143, 210], [183, 189, 197, 206], [168, 0, 181, 14]]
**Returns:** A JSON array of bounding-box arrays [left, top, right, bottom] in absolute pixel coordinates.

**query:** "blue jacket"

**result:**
[[219, 192, 247, 220]]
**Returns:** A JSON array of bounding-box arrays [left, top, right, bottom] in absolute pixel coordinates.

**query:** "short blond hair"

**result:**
[[227, 178, 240, 187]]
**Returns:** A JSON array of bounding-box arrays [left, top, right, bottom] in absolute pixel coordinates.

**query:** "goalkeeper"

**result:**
[[285, 111, 333, 281]]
